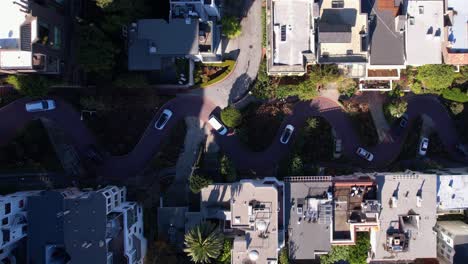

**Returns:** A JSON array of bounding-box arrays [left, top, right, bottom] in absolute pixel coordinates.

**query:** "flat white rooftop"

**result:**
[[0, 1, 27, 49], [447, 0, 468, 50], [437, 175, 468, 210], [272, 0, 311, 66], [406, 0, 444, 65]]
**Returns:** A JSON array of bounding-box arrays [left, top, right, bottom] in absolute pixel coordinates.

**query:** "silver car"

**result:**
[[280, 124, 295, 144], [154, 109, 173, 130], [356, 147, 374, 161], [25, 100, 56, 112], [419, 137, 429, 156]]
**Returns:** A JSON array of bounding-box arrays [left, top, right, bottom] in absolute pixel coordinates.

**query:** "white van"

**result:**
[[25, 100, 56, 112], [208, 115, 228, 135]]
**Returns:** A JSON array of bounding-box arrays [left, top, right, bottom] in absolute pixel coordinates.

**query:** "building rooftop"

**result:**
[[437, 175, 468, 210], [372, 173, 437, 261], [367, 0, 405, 66], [406, 0, 444, 65], [128, 19, 199, 70], [271, 0, 311, 66], [286, 181, 332, 260], [447, 0, 468, 50], [318, 0, 368, 63], [201, 180, 279, 264]]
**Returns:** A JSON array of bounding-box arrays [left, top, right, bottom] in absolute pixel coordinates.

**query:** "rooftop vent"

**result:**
[[249, 250, 259, 261], [149, 43, 157, 54]]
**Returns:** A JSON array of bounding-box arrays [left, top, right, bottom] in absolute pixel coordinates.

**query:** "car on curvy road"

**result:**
[[25, 100, 56, 112], [419, 137, 429, 156], [356, 147, 374, 161], [280, 124, 294, 144], [154, 109, 173, 130]]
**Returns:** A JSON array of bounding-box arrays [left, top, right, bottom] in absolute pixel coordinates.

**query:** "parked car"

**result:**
[[280, 124, 294, 144], [208, 115, 228, 135], [356, 147, 374, 161], [419, 137, 429, 156], [85, 145, 104, 165], [25, 100, 56, 112], [154, 109, 173, 130], [399, 113, 409, 128], [334, 139, 342, 159]]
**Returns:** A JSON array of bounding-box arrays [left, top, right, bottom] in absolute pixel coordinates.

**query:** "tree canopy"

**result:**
[[416, 64, 456, 93], [220, 107, 242, 128], [189, 174, 212, 194], [386, 100, 408, 118], [221, 16, 242, 39], [78, 24, 119, 73], [184, 222, 224, 263], [6, 75, 50, 97], [320, 232, 370, 264]]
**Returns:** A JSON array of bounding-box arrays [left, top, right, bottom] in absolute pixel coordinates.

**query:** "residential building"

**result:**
[[317, 0, 369, 77], [200, 178, 285, 264], [266, 0, 318, 76], [434, 221, 468, 264], [406, 0, 444, 66], [443, 0, 468, 66], [0, 0, 69, 74], [371, 173, 437, 262], [0, 190, 40, 263], [285, 177, 333, 261], [128, 0, 222, 73], [359, 0, 406, 91], [27, 186, 147, 264], [284, 175, 380, 261], [437, 175, 468, 211]]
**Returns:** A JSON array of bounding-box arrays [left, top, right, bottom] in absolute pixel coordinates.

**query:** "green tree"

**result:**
[[220, 155, 237, 182], [306, 117, 319, 130], [387, 100, 408, 118], [189, 174, 212, 194], [221, 16, 242, 39], [6, 75, 50, 97], [449, 102, 464, 115], [289, 155, 304, 176], [320, 233, 370, 264], [416, 64, 456, 93], [184, 222, 224, 264], [442, 88, 468, 103], [279, 247, 289, 264], [252, 60, 275, 99], [220, 107, 242, 128], [216, 239, 232, 264], [95, 0, 113, 8], [78, 24, 119, 73]]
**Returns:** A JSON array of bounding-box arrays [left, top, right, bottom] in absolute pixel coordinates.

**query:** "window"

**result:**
[[19, 200, 24, 208], [2, 218, 8, 225], [52, 26, 62, 49], [38, 21, 50, 46], [419, 6, 424, 14], [332, 0, 344, 8], [4, 203, 11, 215], [107, 198, 111, 205]]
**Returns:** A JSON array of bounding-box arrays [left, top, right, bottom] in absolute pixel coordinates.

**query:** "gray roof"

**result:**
[[368, 9, 405, 65], [27, 191, 66, 263], [286, 181, 332, 260], [27, 190, 109, 264], [128, 19, 199, 70]]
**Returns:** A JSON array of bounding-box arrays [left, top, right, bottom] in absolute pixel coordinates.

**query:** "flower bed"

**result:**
[[195, 60, 236, 88]]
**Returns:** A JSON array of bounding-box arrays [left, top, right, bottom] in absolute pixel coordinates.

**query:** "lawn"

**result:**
[[0, 120, 62, 173]]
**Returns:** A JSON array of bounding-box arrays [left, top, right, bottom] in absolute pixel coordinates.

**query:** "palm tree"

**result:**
[[184, 222, 224, 263]]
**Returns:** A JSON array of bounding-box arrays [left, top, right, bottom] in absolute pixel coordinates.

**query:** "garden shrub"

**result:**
[[442, 88, 468, 103], [449, 102, 464, 115], [220, 107, 242, 128], [189, 174, 212, 193], [416, 64, 456, 93]]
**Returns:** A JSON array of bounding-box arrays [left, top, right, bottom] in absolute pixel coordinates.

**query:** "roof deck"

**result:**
[[447, 0, 468, 51], [318, 0, 368, 63]]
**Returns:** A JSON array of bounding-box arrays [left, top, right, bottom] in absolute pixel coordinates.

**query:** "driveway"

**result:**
[[189, 0, 263, 108], [0, 95, 466, 179]]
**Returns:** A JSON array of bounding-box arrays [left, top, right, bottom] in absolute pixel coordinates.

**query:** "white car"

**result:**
[[154, 109, 173, 130], [208, 115, 228, 135], [25, 100, 56, 112], [419, 137, 429, 156], [280, 124, 294, 144], [356, 147, 374, 161], [334, 139, 343, 159]]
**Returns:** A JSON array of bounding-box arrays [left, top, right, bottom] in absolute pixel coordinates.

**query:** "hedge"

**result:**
[[442, 88, 468, 103], [200, 60, 236, 88]]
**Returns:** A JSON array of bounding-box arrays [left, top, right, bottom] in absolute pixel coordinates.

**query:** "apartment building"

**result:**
[[437, 175, 468, 211], [0, 0, 70, 74], [443, 0, 468, 66], [26, 186, 147, 264], [434, 221, 468, 264], [0, 190, 40, 263], [317, 0, 369, 77]]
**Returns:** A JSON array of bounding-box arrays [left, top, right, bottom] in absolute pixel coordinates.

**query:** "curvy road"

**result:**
[[0, 95, 466, 179]]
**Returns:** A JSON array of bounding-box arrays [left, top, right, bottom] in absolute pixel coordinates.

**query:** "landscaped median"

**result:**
[[194, 60, 236, 88]]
